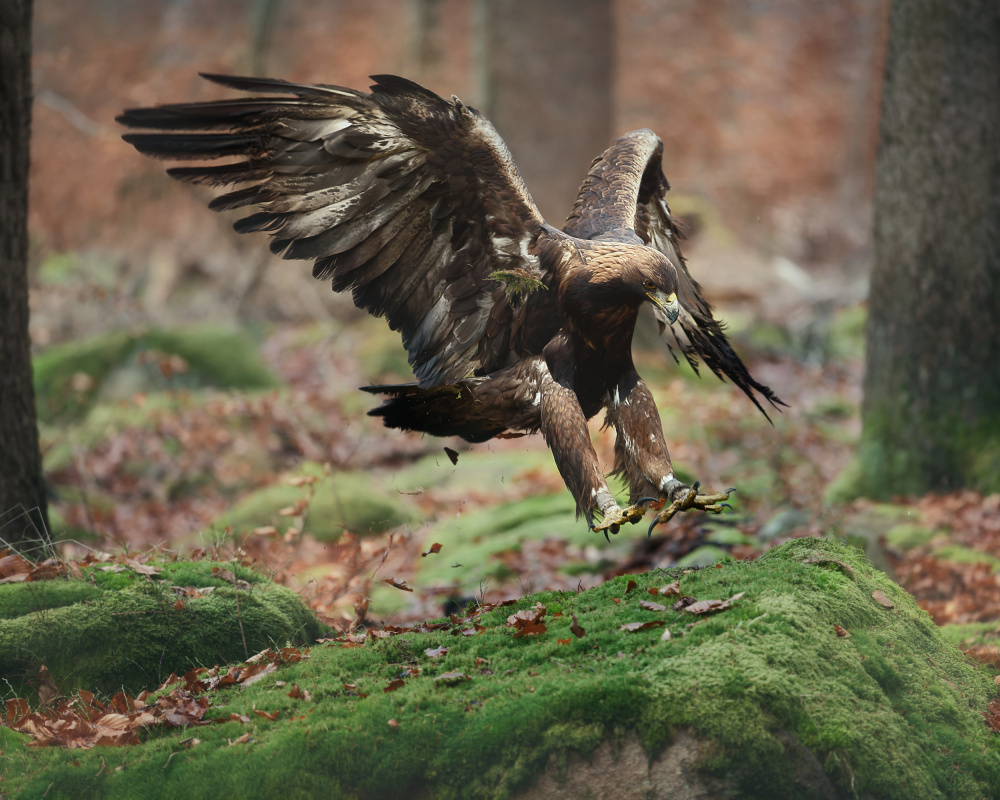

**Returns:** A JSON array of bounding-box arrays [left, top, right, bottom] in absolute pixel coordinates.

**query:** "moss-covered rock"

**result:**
[[0, 560, 325, 699], [212, 464, 417, 539], [33, 326, 280, 424], [3, 538, 998, 799]]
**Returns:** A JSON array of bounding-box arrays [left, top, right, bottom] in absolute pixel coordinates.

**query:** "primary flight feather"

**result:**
[[118, 73, 783, 537]]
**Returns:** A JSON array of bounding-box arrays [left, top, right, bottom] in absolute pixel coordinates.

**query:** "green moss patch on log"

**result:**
[[3, 538, 999, 799], [0, 560, 324, 699]]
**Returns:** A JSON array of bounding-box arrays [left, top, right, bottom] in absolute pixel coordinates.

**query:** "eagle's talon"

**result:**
[[648, 482, 736, 533]]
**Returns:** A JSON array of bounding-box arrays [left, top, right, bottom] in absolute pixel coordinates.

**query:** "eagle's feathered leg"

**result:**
[[539, 339, 623, 532], [604, 371, 735, 535]]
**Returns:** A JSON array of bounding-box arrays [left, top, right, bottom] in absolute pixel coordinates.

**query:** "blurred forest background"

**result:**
[[14, 0, 1000, 651]]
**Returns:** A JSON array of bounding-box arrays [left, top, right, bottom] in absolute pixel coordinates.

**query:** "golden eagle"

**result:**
[[118, 74, 783, 537]]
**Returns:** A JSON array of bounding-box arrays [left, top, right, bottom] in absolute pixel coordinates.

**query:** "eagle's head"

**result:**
[[631, 249, 680, 325]]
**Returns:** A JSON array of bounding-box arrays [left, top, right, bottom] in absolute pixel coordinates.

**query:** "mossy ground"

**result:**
[[33, 326, 280, 424], [0, 561, 325, 700], [213, 462, 418, 540], [3, 538, 998, 799]]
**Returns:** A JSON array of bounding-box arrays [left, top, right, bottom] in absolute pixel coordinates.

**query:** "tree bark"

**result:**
[[475, 0, 613, 224], [0, 0, 49, 545], [859, 0, 1000, 496]]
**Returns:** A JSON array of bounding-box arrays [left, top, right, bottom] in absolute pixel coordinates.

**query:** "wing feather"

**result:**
[[118, 73, 557, 387], [563, 129, 785, 418]]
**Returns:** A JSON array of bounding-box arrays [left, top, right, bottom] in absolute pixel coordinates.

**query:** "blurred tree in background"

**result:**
[[0, 0, 50, 546], [476, 0, 612, 223], [859, 0, 1000, 497]]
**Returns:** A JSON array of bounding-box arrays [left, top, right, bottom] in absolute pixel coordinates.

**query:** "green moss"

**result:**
[[884, 522, 938, 550], [213, 465, 417, 539], [4, 539, 998, 799], [33, 326, 280, 424], [0, 561, 324, 699], [931, 544, 1000, 570]]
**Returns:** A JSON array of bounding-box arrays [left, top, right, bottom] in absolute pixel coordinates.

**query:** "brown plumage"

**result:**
[[118, 73, 784, 536]]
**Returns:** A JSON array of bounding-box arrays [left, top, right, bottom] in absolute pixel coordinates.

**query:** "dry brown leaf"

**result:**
[[570, 614, 586, 639], [872, 590, 895, 609], [421, 543, 443, 557], [384, 577, 414, 592], [384, 679, 405, 693], [425, 646, 448, 659], [834, 624, 851, 638], [682, 592, 746, 615], [639, 600, 668, 613], [253, 709, 280, 721], [620, 620, 667, 632]]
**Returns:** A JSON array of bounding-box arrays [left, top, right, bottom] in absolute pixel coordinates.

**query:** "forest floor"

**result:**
[[11, 291, 1000, 680]]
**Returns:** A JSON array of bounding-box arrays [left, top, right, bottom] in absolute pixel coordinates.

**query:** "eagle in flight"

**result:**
[[118, 74, 783, 538]]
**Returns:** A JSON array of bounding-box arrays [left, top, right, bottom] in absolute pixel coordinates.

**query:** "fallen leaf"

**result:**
[[570, 614, 586, 639], [512, 620, 547, 638], [424, 646, 449, 659], [872, 590, 894, 609], [557, 638, 571, 645], [639, 600, 668, 613], [253, 709, 279, 721], [421, 543, 443, 557], [682, 592, 745, 615], [672, 596, 697, 611], [384, 577, 413, 592], [444, 447, 460, 465], [229, 733, 252, 745], [834, 625, 851, 638], [384, 679, 405, 693], [620, 620, 667, 632], [434, 671, 470, 684], [625, 580, 637, 594], [287, 685, 312, 702]]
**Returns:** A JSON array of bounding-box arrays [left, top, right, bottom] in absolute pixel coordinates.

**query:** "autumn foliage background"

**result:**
[[13, 0, 1000, 661]]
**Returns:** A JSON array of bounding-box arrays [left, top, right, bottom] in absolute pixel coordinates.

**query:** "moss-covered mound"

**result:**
[[3, 538, 999, 799], [213, 463, 418, 539], [0, 560, 325, 699], [33, 326, 280, 423]]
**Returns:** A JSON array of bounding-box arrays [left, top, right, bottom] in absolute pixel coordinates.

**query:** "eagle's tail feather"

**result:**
[[361, 383, 507, 444]]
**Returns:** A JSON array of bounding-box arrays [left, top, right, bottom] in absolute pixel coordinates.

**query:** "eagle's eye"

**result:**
[[643, 280, 657, 291]]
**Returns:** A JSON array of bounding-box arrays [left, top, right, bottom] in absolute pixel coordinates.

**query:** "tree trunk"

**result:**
[[859, 0, 1000, 497], [0, 0, 49, 546], [475, 0, 613, 224]]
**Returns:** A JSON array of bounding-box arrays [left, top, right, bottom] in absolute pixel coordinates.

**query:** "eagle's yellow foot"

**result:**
[[647, 481, 734, 537], [593, 498, 661, 542]]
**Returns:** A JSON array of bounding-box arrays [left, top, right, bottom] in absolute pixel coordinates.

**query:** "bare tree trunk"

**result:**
[[0, 0, 49, 546], [858, 0, 1000, 497], [475, 0, 613, 224]]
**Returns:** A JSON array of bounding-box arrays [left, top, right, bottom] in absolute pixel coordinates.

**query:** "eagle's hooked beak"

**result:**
[[647, 289, 680, 325]]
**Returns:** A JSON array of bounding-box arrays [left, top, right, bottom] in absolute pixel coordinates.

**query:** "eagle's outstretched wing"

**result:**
[[563, 128, 785, 419], [118, 74, 553, 387]]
